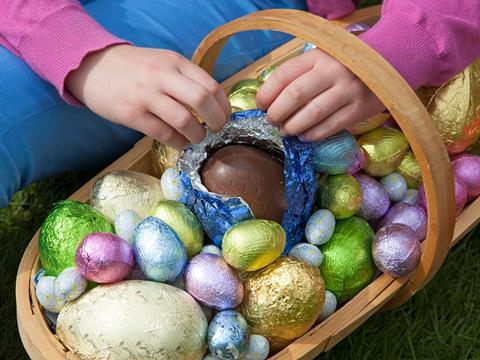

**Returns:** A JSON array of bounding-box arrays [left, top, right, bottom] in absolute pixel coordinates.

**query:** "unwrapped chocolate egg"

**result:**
[[91, 170, 164, 222], [317, 290, 337, 322], [401, 189, 419, 205], [348, 113, 389, 135], [396, 151, 422, 189], [36, 276, 66, 313], [354, 173, 390, 220], [200, 244, 222, 256], [133, 216, 188, 282], [152, 200, 204, 258], [358, 127, 409, 177], [114, 209, 140, 244], [373, 224, 421, 277], [208, 310, 250, 360], [54, 267, 87, 302], [201, 144, 287, 223], [160, 167, 186, 201], [57, 281, 207, 360], [222, 220, 285, 272], [238, 257, 325, 351], [185, 253, 244, 310], [75, 232, 134, 283], [320, 217, 376, 303], [228, 89, 257, 111], [452, 154, 480, 199], [305, 209, 336, 245], [380, 172, 408, 202], [152, 140, 183, 176], [39, 200, 114, 276], [379, 203, 427, 241], [229, 79, 263, 94], [244, 335, 270, 360], [317, 174, 362, 219], [418, 176, 468, 216], [288, 243, 323, 267]]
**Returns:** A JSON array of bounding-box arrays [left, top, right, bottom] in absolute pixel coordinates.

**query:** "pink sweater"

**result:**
[[1, 0, 480, 104]]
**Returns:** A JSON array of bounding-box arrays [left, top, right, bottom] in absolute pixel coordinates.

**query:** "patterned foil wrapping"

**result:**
[[152, 140, 183, 177], [396, 151, 422, 189], [57, 281, 208, 360]]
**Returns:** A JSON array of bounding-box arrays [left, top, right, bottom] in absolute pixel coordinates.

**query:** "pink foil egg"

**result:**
[[75, 232, 134, 283], [354, 173, 390, 220], [452, 154, 480, 200], [418, 176, 468, 216], [379, 203, 427, 242]]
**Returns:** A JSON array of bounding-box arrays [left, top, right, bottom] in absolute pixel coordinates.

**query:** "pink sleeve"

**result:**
[[306, 0, 357, 20], [0, 1, 128, 104]]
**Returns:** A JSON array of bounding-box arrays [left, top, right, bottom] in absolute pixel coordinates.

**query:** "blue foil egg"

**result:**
[[312, 130, 364, 175], [200, 244, 222, 257], [288, 243, 323, 267], [36, 276, 66, 313], [133, 216, 188, 282], [305, 209, 336, 245], [208, 310, 251, 360], [317, 290, 337, 322], [54, 267, 87, 302], [380, 172, 408, 202], [161, 167, 186, 202], [401, 189, 419, 205], [114, 209, 141, 244], [244, 334, 270, 360]]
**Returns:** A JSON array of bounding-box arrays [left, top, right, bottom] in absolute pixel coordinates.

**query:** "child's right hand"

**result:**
[[66, 44, 231, 149]]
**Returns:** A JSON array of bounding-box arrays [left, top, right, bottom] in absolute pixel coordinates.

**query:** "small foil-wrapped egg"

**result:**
[[54, 267, 87, 302], [133, 216, 188, 282], [288, 243, 323, 267], [75, 232, 134, 284], [418, 176, 468, 216], [222, 220, 286, 272], [258, 65, 276, 82], [348, 113, 389, 135], [317, 174, 363, 219], [185, 253, 244, 310], [317, 290, 337, 322], [114, 209, 140, 244], [312, 130, 364, 174], [396, 151, 422, 189], [354, 173, 390, 220], [379, 203, 427, 242], [36, 276, 66, 313], [208, 310, 251, 360], [160, 167, 186, 202], [452, 154, 480, 199], [380, 172, 408, 202], [373, 224, 421, 277], [228, 89, 257, 111], [401, 189, 419, 205], [244, 335, 270, 360], [305, 209, 336, 245], [200, 244, 222, 256], [203, 354, 216, 360], [152, 140, 183, 177], [358, 127, 409, 177], [229, 79, 263, 94]]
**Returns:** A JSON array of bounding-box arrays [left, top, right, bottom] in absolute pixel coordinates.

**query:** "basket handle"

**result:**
[[192, 8, 455, 308]]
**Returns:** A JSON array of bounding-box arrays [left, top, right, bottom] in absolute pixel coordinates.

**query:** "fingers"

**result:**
[[136, 113, 189, 149]]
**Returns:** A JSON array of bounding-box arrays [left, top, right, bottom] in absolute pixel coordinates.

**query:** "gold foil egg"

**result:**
[[228, 88, 258, 111], [317, 174, 363, 219], [57, 281, 208, 360], [238, 257, 325, 352], [152, 140, 183, 177], [417, 58, 480, 155], [396, 150, 422, 189], [90, 170, 163, 222], [358, 127, 409, 177], [222, 220, 286, 271], [348, 113, 389, 135], [229, 78, 263, 94]]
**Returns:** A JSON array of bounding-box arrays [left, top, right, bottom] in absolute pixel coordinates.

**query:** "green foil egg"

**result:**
[[396, 150, 422, 189], [39, 200, 114, 276], [258, 65, 277, 82], [222, 220, 286, 272], [320, 217, 376, 303], [151, 200, 204, 258], [229, 79, 263, 95], [228, 88, 258, 111], [317, 174, 363, 219]]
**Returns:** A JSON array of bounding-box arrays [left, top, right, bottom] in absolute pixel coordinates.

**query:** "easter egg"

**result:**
[[133, 216, 188, 282], [258, 65, 276, 81], [312, 130, 364, 174], [160, 167, 186, 202], [354, 173, 390, 220], [379, 203, 427, 241], [152, 200, 204, 258], [228, 89, 257, 111], [348, 113, 389, 135], [39, 200, 114, 276], [54, 267, 87, 302], [401, 189, 419, 205], [418, 176, 468, 216], [317, 290, 337, 322], [75, 232, 134, 283], [244, 335, 270, 360], [373, 224, 421, 277], [452, 154, 480, 199], [114, 209, 140, 244], [288, 243, 323, 267], [317, 174, 363, 219], [238, 257, 325, 351], [36, 276, 66, 313], [320, 217, 376, 303], [152, 140, 183, 176], [222, 220, 285, 271], [200, 244, 222, 256], [90, 170, 163, 222], [185, 253, 244, 310], [358, 127, 409, 177], [229, 79, 263, 94], [208, 310, 250, 360], [396, 151, 422, 189], [203, 355, 216, 360], [57, 281, 207, 360], [380, 172, 408, 202], [305, 209, 336, 245]]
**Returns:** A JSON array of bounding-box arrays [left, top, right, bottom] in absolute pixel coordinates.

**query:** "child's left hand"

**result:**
[[256, 48, 385, 142]]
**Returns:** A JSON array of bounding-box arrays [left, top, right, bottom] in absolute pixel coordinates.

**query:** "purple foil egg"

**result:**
[[373, 224, 421, 277], [185, 253, 244, 310], [452, 154, 480, 200], [379, 203, 427, 242], [418, 176, 468, 216], [75, 232, 134, 283], [354, 173, 390, 220]]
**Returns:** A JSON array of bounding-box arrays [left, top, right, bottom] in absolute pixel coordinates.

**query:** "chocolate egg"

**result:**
[[76, 232, 134, 284], [358, 127, 409, 177], [348, 113, 389, 135], [418, 176, 468, 216], [229, 79, 263, 94], [152, 200, 204, 258], [373, 224, 421, 277], [354, 173, 390, 220], [317, 174, 363, 219], [201, 144, 287, 223], [39, 200, 114, 276], [57, 281, 207, 360], [200, 244, 222, 256], [238, 257, 325, 351], [152, 140, 183, 176], [380, 172, 408, 202], [228, 89, 257, 111], [36, 276, 66, 313], [317, 290, 337, 322], [208, 310, 250, 360], [288, 243, 323, 267], [133, 216, 188, 282], [379, 203, 427, 242], [396, 151, 422, 189], [452, 154, 480, 199], [401, 189, 419, 205], [54, 267, 87, 302], [305, 209, 336, 245], [160, 167, 186, 202], [222, 220, 285, 272], [185, 253, 244, 310], [91, 170, 164, 222], [244, 335, 270, 360], [320, 217, 376, 303], [114, 209, 140, 244], [258, 66, 276, 82]]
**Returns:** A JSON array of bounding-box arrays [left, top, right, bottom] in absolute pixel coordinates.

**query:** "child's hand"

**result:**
[[66, 45, 231, 149], [256, 48, 385, 142]]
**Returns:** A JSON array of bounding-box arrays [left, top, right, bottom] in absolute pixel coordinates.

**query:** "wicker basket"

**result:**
[[16, 6, 480, 359]]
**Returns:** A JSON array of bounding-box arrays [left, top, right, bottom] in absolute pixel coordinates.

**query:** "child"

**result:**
[[0, 0, 479, 208]]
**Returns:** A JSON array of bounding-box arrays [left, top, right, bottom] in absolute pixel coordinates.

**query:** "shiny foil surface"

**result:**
[[57, 281, 208, 360], [401, 189, 419, 205], [379, 203, 427, 242], [348, 113, 389, 135], [229, 79, 263, 94], [222, 220, 286, 272], [288, 243, 323, 267], [238, 257, 325, 352], [317, 290, 337, 322], [304, 209, 336, 246], [320, 217, 376, 303], [396, 151, 422, 189], [185, 253, 244, 310], [317, 174, 363, 219], [258, 66, 276, 82], [228, 89, 258, 111], [114, 209, 140, 244], [39, 200, 114, 276], [380, 172, 408, 202], [200, 244, 222, 256], [418, 176, 468, 216], [354, 173, 390, 220], [152, 140, 183, 177], [36, 276, 66, 313], [244, 335, 270, 360], [54, 267, 87, 302], [161, 167, 187, 202], [452, 154, 480, 199], [90, 170, 164, 222]]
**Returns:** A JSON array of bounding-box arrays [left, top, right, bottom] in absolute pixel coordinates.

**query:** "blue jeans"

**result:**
[[0, 0, 306, 208]]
